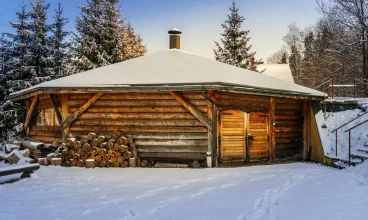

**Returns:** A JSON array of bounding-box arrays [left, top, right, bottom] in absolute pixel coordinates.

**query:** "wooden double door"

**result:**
[[219, 110, 268, 162]]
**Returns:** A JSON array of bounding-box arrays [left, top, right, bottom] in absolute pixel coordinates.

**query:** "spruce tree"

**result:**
[[28, 0, 53, 83], [75, 0, 146, 71], [50, 0, 72, 77], [214, 2, 256, 70]]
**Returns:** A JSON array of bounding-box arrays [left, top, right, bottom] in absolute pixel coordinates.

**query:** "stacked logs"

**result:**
[[55, 132, 138, 168]]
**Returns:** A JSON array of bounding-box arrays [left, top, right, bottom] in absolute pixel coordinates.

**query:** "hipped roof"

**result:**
[[9, 49, 325, 100]]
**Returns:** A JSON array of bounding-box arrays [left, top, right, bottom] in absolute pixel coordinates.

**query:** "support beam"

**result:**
[[169, 91, 212, 131], [50, 94, 62, 125], [60, 92, 103, 131], [24, 96, 39, 130], [269, 97, 276, 161], [303, 100, 310, 160], [61, 94, 69, 141]]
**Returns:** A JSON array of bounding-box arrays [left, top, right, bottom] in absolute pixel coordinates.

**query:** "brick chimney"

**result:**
[[251, 57, 255, 67], [168, 28, 182, 49]]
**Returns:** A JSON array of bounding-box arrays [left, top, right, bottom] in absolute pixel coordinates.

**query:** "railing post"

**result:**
[[348, 130, 351, 167], [335, 130, 338, 157]]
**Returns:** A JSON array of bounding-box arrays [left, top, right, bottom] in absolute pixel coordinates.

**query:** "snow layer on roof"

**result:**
[[11, 49, 324, 97], [258, 64, 294, 83]]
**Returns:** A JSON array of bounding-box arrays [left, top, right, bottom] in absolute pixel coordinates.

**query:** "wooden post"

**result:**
[[24, 95, 39, 130], [50, 94, 62, 125], [269, 97, 276, 161], [303, 100, 310, 160], [61, 94, 69, 141], [169, 91, 212, 131], [60, 92, 103, 131]]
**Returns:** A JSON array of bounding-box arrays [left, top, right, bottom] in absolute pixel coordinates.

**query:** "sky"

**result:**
[[0, 0, 320, 61]]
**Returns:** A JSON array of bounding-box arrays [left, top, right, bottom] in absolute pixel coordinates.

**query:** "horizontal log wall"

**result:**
[[215, 92, 270, 113], [68, 92, 209, 161], [27, 95, 62, 144], [274, 98, 304, 158]]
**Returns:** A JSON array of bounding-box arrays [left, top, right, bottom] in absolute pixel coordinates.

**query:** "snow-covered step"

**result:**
[[333, 157, 363, 169], [350, 151, 368, 160], [357, 148, 368, 154]]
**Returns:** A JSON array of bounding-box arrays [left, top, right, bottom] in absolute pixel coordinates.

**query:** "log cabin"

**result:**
[[9, 29, 326, 167]]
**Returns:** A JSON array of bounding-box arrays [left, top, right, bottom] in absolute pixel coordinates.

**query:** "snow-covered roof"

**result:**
[[9, 49, 325, 99], [258, 64, 294, 83]]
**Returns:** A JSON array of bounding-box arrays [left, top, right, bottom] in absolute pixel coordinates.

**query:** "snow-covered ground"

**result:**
[[315, 108, 368, 160], [0, 162, 22, 183], [1, 163, 368, 220]]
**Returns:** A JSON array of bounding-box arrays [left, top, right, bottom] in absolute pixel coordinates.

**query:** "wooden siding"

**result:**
[[215, 92, 269, 113], [220, 110, 246, 161], [248, 112, 268, 159], [310, 104, 325, 163], [67, 92, 209, 161], [274, 98, 304, 158]]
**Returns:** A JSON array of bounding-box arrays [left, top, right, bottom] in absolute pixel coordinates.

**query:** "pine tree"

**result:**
[[280, 52, 288, 64], [214, 2, 256, 70], [75, 0, 146, 71], [4, 1, 33, 93], [50, 0, 72, 77], [28, 0, 53, 84]]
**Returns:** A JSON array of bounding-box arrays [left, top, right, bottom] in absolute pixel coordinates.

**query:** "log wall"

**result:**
[[216, 92, 270, 113], [274, 98, 304, 158], [28, 95, 62, 143], [67, 92, 209, 161]]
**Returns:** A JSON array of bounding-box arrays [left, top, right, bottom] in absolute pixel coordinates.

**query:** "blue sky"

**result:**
[[0, 0, 320, 60]]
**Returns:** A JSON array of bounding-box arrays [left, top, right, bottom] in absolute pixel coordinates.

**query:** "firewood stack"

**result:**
[[53, 132, 138, 168]]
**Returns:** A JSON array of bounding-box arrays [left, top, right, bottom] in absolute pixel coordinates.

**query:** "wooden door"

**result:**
[[247, 112, 268, 159], [220, 110, 246, 162]]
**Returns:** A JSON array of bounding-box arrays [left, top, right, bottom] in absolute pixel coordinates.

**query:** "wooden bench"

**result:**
[[0, 164, 40, 179]]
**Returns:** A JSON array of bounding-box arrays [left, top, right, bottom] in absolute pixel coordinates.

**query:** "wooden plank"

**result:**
[[69, 126, 208, 133], [68, 99, 207, 107], [24, 96, 39, 131], [72, 119, 204, 127], [303, 100, 310, 160], [139, 152, 206, 161], [169, 91, 212, 131], [69, 106, 208, 113], [30, 126, 61, 132], [78, 112, 201, 120], [29, 136, 62, 143], [60, 92, 103, 131], [61, 94, 69, 141], [269, 97, 276, 161], [29, 130, 62, 138], [137, 145, 207, 153], [0, 164, 40, 178], [69, 93, 205, 100], [49, 94, 62, 125], [135, 139, 208, 146]]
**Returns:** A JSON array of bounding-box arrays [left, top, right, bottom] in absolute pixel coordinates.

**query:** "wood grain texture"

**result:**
[[24, 96, 39, 130]]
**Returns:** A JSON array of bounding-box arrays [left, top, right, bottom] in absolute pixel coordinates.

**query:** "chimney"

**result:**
[[168, 28, 182, 49], [251, 57, 255, 67]]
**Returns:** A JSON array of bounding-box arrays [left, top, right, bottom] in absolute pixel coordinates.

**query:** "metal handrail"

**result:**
[[344, 119, 368, 166], [331, 111, 368, 157]]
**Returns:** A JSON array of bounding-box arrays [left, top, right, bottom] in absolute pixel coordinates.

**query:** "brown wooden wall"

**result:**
[[67, 92, 209, 161], [274, 98, 304, 158], [28, 95, 62, 143], [215, 92, 270, 113]]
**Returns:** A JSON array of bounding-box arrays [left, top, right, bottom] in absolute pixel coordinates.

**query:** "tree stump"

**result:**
[[141, 159, 148, 167], [38, 158, 47, 166], [129, 158, 136, 168], [121, 161, 128, 168], [74, 141, 82, 150], [87, 132, 96, 141], [192, 160, 200, 169], [123, 151, 132, 160], [99, 160, 106, 168], [51, 158, 62, 166], [82, 143, 91, 152], [86, 159, 95, 168]]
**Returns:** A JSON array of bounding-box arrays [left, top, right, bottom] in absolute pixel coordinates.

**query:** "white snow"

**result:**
[[11, 49, 325, 98], [0, 163, 367, 220], [258, 64, 294, 83], [315, 108, 368, 160], [0, 162, 22, 184]]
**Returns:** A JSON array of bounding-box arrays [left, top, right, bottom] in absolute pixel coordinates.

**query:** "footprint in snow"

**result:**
[[190, 187, 216, 198], [148, 197, 180, 214], [135, 187, 168, 199]]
